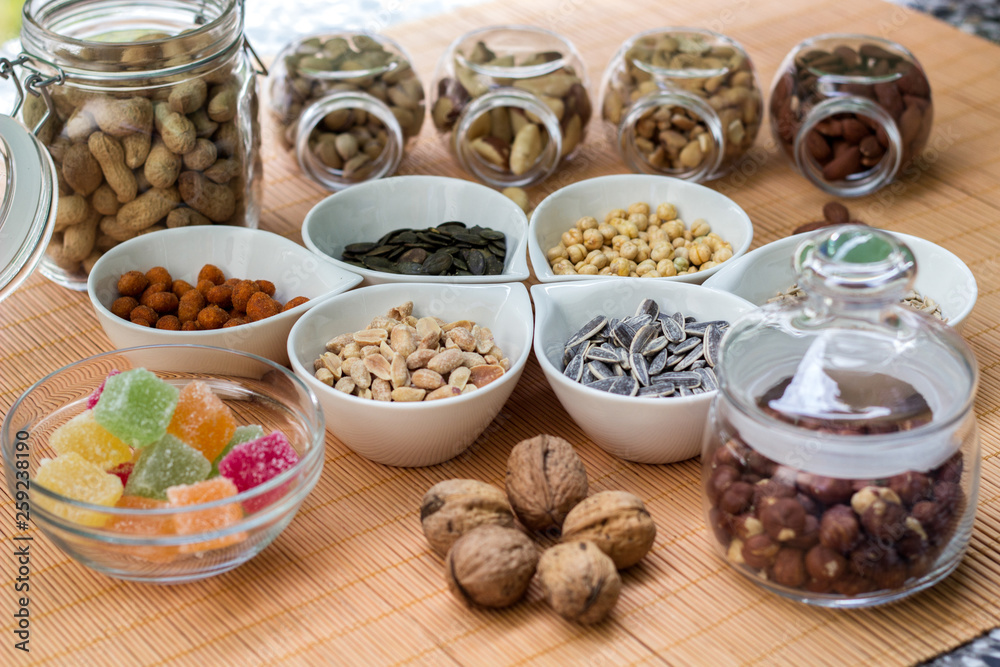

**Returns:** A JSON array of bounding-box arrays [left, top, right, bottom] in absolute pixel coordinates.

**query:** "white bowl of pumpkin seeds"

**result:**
[[532, 279, 756, 464], [703, 230, 977, 332]]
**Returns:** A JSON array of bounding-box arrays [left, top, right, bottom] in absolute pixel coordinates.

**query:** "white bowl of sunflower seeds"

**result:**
[[532, 279, 755, 464], [703, 230, 978, 332]]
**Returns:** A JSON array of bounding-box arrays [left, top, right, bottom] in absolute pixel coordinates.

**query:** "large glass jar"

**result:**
[[600, 28, 763, 183], [430, 25, 591, 188], [17, 0, 262, 290], [769, 34, 933, 197], [702, 226, 980, 607], [266, 32, 424, 190]]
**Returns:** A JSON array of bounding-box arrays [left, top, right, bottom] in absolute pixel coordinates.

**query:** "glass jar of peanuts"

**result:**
[[600, 28, 763, 182], [266, 33, 424, 190], [13, 0, 262, 290], [769, 34, 933, 197], [703, 225, 980, 607], [430, 25, 592, 188]]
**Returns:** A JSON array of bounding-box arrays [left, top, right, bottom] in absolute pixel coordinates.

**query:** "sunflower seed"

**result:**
[[679, 386, 693, 397], [665, 353, 685, 368], [655, 371, 701, 387], [610, 376, 639, 396], [564, 339, 588, 366], [586, 377, 619, 392], [612, 321, 637, 349], [629, 324, 656, 355], [673, 343, 704, 371], [630, 352, 650, 386], [567, 315, 608, 348], [669, 336, 701, 355], [563, 351, 585, 381], [587, 360, 615, 380], [659, 315, 685, 342], [689, 360, 706, 369], [636, 298, 659, 319], [642, 336, 668, 356], [612, 362, 625, 376], [648, 348, 669, 375], [586, 346, 621, 363], [704, 323, 722, 367], [695, 366, 719, 391], [581, 368, 599, 385], [638, 382, 675, 397]]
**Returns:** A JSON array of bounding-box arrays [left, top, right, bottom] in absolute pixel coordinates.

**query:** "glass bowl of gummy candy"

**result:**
[[1, 345, 325, 584]]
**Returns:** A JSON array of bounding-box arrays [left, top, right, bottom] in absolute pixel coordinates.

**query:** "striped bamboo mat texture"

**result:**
[[4, 0, 1000, 664]]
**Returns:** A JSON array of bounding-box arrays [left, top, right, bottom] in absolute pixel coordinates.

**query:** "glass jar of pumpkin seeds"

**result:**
[[266, 32, 425, 190], [430, 25, 591, 188], [600, 28, 763, 182], [702, 225, 980, 607]]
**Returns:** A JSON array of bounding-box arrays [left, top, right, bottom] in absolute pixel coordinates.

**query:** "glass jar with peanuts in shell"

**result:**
[[600, 28, 763, 182], [266, 32, 425, 191], [13, 0, 263, 291], [769, 34, 933, 197], [431, 25, 592, 188]]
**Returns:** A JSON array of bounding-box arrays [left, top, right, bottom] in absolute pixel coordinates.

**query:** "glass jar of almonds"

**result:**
[[600, 28, 763, 182], [430, 25, 592, 188], [769, 34, 933, 197], [266, 32, 425, 190]]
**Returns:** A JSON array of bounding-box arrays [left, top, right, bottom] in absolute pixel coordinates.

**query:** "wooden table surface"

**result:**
[[4, 0, 1000, 664]]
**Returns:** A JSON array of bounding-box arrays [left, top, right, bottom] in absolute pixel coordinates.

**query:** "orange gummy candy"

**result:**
[[106, 495, 178, 564], [167, 477, 246, 553], [166, 380, 237, 462]]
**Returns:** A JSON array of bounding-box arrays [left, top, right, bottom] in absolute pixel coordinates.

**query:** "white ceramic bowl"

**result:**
[[528, 174, 753, 284], [88, 227, 363, 366], [287, 282, 533, 466], [703, 230, 978, 332], [301, 175, 530, 286], [532, 279, 755, 464]]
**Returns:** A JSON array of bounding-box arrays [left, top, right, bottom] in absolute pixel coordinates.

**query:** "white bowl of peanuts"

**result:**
[[287, 282, 533, 467], [528, 174, 753, 284], [703, 230, 978, 332]]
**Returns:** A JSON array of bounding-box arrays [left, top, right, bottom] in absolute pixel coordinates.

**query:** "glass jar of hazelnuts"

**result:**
[[769, 34, 933, 197], [702, 225, 980, 607]]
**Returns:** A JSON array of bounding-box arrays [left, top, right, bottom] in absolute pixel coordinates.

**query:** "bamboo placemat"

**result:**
[[4, 0, 1000, 664]]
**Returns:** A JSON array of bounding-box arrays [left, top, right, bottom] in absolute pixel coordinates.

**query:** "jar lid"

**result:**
[[0, 113, 56, 301]]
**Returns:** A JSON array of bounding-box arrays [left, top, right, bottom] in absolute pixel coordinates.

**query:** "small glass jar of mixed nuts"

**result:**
[[266, 32, 425, 190], [703, 226, 980, 607], [430, 25, 592, 188], [600, 28, 763, 182], [769, 34, 933, 197]]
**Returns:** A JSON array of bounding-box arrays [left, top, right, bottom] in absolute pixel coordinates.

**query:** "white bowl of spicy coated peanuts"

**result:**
[[528, 174, 754, 284]]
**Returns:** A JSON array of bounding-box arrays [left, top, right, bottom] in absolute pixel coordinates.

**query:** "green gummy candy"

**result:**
[[93, 369, 179, 448], [210, 425, 265, 477], [125, 434, 211, 500]]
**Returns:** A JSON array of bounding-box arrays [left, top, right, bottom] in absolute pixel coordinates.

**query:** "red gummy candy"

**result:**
[[108, 461, 134, 486], [87, 369, 122, 409], [218, 432, 299, 513]]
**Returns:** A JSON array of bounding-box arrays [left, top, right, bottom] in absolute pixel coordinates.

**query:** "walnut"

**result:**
[[445, 525, 538, 608], [537, 541, 622, 624], [560, 490, 656, 569], [505, 434, 588, 532], [420, 479, 515, 557]]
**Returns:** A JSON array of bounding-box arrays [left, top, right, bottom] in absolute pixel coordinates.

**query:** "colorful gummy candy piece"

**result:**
[[49, 410, 132, 470], [34, 453, 123, 527], [167, 477, 246, 553], [166, 380, 237, 463], [211, 424, 265, 477], [218, 432, 300, 513], [86, 369, 121, 410], [93, 369, 179, 448], [108, 461, 135, 487], [106, 495, 178, 563], [125, 434, 211, 500]]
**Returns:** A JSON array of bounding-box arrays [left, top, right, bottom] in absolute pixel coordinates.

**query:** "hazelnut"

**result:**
[[445, 525, 538, 608], [934, 451, 964, 483], [786, 514, 820, 550], [707, 464, 741, 504], [861, 499, 908, 542], [746, 450, 776, 476], [742, 534, 780, 570], [796, 473, 854, 505], [731, 514, 764, 541], [505, 434, 588, 532], [751, 479, 796, 509], [805, 545, 847, 583], [910, 500, 948, 537], [760, 497, 806, 542], [769, 547, 807, 588], [708, 508, 733, 545], [537, 541, 622, 624], [933, 481, 961, 514], [896, 516, 929, 559], [804, 578, 833, 594], [850, 486, 901, 515], [712, 440, 747, 468], [887, 471, 932, 505], [718, 481, 754, 515], [420, 479, 515, 557], [831, 573, 874, 596], [796, 492, 820, 517], [853, 544, 906, 590], [819, 505, 860, 554], [560, 491, 656, 569], [727, 538, 745, 564]]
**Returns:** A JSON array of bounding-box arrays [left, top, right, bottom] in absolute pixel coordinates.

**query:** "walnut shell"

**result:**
[[445, 525, 538, 608], [560, 490, 656, 569], [420, 479, 515, 557], [505, 434, 588, 532], [538, 541, 621, 624]]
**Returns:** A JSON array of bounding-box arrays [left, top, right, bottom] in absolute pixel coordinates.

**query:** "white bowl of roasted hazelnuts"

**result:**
[[88, 226, 362, 365]]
